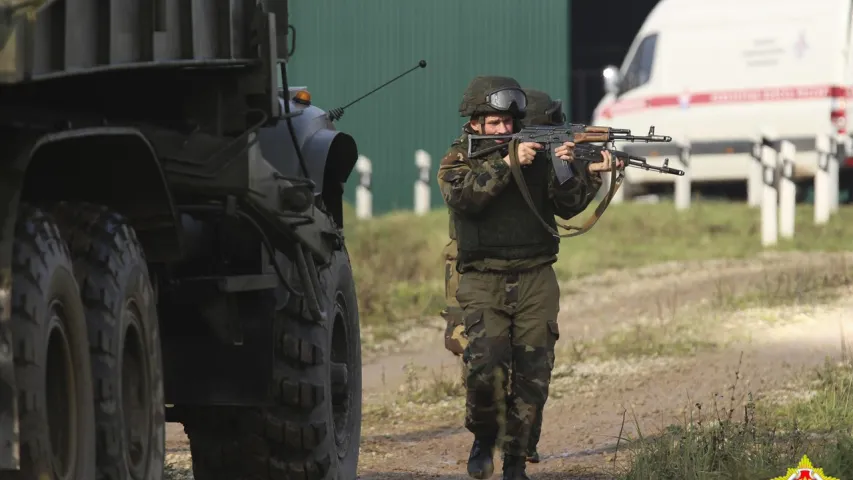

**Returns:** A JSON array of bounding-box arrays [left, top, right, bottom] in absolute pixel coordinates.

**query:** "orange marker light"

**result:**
[[293, 90, 311, 105]]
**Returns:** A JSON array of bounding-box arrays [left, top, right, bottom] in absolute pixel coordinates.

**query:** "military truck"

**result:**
[[0, 0, 365, 478]]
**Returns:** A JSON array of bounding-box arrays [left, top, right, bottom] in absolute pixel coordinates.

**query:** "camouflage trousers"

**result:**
[[456, 265, 560, 457]]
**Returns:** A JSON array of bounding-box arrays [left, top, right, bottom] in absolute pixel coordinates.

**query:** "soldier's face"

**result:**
[[471, 114, 514, 138]]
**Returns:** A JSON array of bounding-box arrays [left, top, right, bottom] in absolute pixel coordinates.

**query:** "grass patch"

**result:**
[[342, 200, 853, 336], [362, 362, 466, 426], [341, 203, 449, 338], [762, 355, 853, 434], [566, 320, 721, 361], [710, 257, 853, 311], [164, 453, 193, 480], [397, 361, 466, 404], [617, 353, 853, 479]]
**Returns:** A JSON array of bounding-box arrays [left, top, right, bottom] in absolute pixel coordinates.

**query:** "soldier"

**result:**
[[437, 76, 620, 480], [440, 87, 585, 465]]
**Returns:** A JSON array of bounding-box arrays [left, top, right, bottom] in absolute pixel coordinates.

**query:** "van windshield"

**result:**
[[619, 33, 658, 95]]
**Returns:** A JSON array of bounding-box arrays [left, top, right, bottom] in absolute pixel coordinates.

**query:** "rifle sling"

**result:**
[[506, 138, 623, 239]]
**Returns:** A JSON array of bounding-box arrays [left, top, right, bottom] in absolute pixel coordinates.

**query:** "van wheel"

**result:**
[[49, 203, 165, 480], [8, 204, 96, 479], [183, 248, 362, 479]]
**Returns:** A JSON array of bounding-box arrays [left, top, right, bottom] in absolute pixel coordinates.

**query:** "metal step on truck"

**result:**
[[0, 0, 387, 478]]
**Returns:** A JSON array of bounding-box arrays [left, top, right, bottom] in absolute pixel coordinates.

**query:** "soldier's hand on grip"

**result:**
[[505, 142, 542, 167], [587, 150, 624, 173], [554, 141, 575, 163]]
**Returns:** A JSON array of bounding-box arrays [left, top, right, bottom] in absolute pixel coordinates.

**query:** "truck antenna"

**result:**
[[327, 60, 427, 122]]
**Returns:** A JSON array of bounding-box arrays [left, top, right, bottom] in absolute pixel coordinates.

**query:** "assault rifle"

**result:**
[[467, 124, 677, 185], [465, 124, 681, 240]]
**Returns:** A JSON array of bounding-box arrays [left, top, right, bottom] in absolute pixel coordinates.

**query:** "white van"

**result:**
[[590, 0, 853, 198]]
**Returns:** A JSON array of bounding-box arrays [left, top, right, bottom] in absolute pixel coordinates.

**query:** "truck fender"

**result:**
[[22, 127, 183, 262], [301, 126, 358, 228]]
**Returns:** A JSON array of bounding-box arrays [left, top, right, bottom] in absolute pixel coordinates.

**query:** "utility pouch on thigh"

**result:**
[[443, 307, 467, 355], [546, 320, 560, 369], [547, 320, 560, 342]]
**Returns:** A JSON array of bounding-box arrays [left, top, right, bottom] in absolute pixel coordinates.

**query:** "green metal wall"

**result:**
[[286, 0, 571, 215]]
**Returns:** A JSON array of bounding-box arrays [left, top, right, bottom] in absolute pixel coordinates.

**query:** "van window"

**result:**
[[619, 33, 658, 95]]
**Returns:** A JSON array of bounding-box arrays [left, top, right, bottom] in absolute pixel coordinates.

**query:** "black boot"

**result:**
[[502, 454, 530, 480], [467, 438, 495, 479], [525, 448, 540, 463], [527, 404, 543, 463]]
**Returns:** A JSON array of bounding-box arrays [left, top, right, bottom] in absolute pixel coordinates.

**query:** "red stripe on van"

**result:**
[[598, 84, 853, 119]]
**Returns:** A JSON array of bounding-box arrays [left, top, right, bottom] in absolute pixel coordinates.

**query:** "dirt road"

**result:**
[[165, 251, 853, 479]]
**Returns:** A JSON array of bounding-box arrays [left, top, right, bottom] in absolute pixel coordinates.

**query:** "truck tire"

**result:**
[[8, 204, 97, 479], [184, 247, 362, 480], [48, 203, 165, 480]]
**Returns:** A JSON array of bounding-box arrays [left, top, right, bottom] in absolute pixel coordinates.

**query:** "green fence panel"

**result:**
[[287, 0, 571, 214]]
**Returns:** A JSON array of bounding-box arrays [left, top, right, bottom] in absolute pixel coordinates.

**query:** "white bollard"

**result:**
[[777, 140, 796, 239], [674, 141, 691, 210], [830, 135, 847, 213], [760, 138, 779, 247], [414, 149, 431, 216], [814, 134, 832, 225], [355, 155, 372, 219], [748, 138, 764, 207]]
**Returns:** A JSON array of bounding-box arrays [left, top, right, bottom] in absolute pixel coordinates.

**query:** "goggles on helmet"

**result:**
[[484, 88, 527, 113], [545, 99, 566, 124]]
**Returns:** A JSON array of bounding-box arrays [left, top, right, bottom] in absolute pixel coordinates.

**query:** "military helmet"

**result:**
[[458, 76, 527, 119], [522, 89, 565, 127]]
